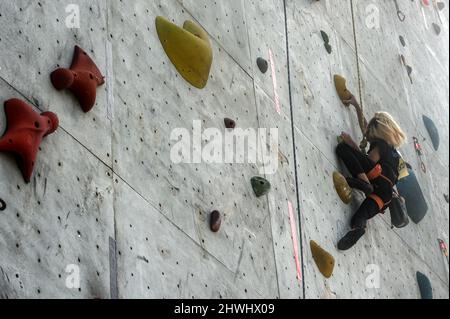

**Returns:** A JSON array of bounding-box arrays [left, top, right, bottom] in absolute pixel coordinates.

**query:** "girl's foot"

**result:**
[[337, 228, 366, 250]]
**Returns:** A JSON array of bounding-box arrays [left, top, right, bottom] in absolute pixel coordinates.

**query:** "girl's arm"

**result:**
[[343, 95, 368, 136]]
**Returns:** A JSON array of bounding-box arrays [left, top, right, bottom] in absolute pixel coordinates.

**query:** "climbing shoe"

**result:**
[[333, 171, 352, 204], [337, 228, 366, 251], [346, 177, 374, 196], [251, 176, 271, 197]]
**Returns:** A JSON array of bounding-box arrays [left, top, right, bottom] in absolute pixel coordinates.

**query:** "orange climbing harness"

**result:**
[[366, 163, 394, 210]]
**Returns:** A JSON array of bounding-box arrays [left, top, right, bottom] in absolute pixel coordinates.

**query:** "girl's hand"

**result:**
[[342, 95, 358, 107], [340, 132, 354, 145]]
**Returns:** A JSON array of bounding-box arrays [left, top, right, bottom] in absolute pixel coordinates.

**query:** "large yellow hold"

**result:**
[[333, 171, 352, 204], [156, 16, 213, 89], [334, 74, 352, 103], [310, 240, 335, 278]]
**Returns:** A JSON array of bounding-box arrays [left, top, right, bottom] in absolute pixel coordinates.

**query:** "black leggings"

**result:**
[[336, 143, 385, 229]]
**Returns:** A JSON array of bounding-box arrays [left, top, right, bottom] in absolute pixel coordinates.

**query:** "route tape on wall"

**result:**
[[288, 201, 302, 283]]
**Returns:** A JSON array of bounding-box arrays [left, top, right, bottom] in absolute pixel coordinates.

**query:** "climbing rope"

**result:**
[[350, 0, 368, 151]]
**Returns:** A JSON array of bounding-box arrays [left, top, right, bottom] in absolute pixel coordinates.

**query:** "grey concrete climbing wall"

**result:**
[[0, 0, 448, 299]]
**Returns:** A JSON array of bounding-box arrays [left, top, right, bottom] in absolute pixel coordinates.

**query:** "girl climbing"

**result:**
[[335, 95, 406, 250]]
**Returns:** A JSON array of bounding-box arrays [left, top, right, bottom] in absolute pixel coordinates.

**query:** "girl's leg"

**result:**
[[336, 142, 375, 179], [337, 198, 380, 250]]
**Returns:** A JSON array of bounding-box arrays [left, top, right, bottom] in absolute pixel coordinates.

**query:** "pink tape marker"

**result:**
[[268, 48, 281, 114], [288, 200, 302, 283]]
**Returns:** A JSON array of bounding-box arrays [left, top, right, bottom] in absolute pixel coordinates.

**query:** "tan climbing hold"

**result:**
[[334, 74, 352, 103], [333, 171, 352, 204], [156, 16, 212, 89], [310, 240, 335, 278]]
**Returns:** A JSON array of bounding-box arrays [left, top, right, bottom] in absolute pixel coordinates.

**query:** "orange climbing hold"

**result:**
[[0, 99, 59, 183], [51, 46, 105, 113]]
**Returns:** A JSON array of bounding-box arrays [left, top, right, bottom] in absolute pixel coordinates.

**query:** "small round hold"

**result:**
[[256, 57, 268, 74], [0, 199, 6, 211], [399, 35, 406, 47], [224, 118, 236, 129], [432, 23, 441, 35], [210, 210, 221, 232]]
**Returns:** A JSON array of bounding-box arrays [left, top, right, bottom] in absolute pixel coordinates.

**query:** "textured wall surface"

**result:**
[[0, 0, 448, 299]]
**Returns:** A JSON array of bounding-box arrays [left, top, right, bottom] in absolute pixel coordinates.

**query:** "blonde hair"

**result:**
[[366, 112, 406, 148]]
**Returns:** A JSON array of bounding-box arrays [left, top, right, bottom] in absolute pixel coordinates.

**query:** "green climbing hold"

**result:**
[[155, 16, 212, 89], [422, 115, 439, 151], [310, 240, 335, 278], [416, 272, 433, 299], [251, 176, 271, 197]]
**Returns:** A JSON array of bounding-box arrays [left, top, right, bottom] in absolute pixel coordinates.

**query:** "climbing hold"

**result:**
[[251, 176, 271, 197], [397, 168, 428, 224], [422, 0, 430, 6], [156, 16, 212, 89], [332, 171, 352, 204], [256, 57, 269, 74], [320, 31, 332, 54], [224, 118, 236, 129], [0, 198, 6, 211], [333, 75, 352, 103], [444, 194, 449, 203], [209, 210, 221, 232], [310, 240, 335, 279], [51, 46, 105, 113], [399, 35, 406, 47], [422, 115, 439, 150], [0, 99, 59, 183], [437, 2, 445, 11], [432, 23, 441, 35], [416, 272, 433, 299]]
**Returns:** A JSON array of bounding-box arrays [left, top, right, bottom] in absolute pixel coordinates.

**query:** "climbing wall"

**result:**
[[0, 0, 448, 299]]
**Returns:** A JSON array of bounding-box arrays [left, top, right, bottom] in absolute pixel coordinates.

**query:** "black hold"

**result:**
[[320, 30, 332, 54], [399, 35, 406, 47], [416, 272, 433, 299], [251, 176, 271, 197], [432, 23, 441, 35], [256, 57, 268, 74], [0, 198, 5, 211], [209, 210, 221, 232], [437, 1, 445, 10], [444, 194, 449, 203], [422, 115, 439, 151], [224, 118, 236, 129]]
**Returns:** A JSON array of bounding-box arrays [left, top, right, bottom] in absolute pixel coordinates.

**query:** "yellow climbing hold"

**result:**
[[333, 171, 352, 204], [334, 74, 352, 103], [310, 240, 335, 279], [156, 16, 212, 89]]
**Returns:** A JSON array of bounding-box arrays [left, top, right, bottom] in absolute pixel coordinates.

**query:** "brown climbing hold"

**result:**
[[0, 99, 59, 183], [210, 210, 221, 232], [156, 16, 212, 89], [333, 75, 352, 103], [310, 240, 335, 278], [333, 171, 352, 204], [51, 45, 105, 113], [224, 118, 236, 129]]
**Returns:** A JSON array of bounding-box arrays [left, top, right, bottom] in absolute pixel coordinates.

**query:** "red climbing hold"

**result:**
[[0, 99, 59, 183], [51, 45, 105, 113]]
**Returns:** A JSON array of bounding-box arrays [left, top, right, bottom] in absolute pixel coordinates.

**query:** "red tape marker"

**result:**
[[288, 201, 302, 283]]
